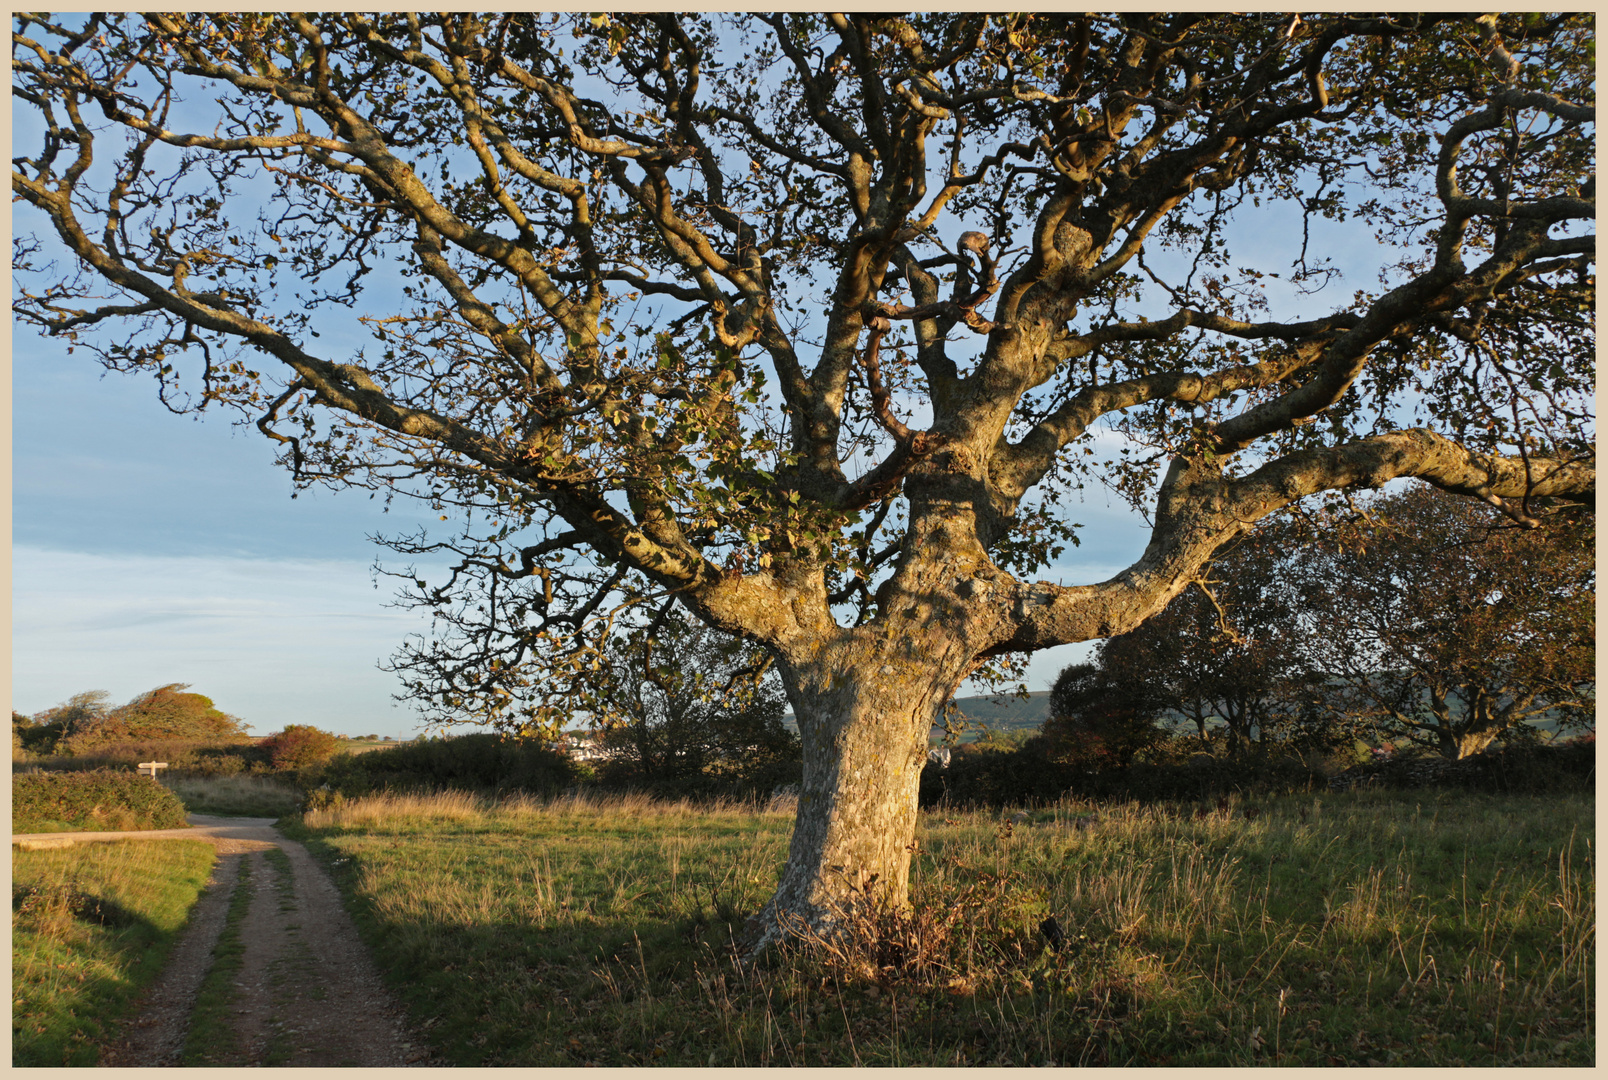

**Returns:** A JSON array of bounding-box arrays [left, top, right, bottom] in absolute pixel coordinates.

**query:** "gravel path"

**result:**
[[15, 816, 432, 1067]]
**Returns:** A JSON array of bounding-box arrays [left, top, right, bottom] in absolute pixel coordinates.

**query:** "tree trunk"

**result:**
[[748, 634, 971, 950], [1429, 688, 1506, 760], [1450, 692, 1507, 760], [1451, 728, 1501, 759]]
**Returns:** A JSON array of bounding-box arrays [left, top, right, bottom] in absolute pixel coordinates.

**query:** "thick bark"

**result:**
[[1446, 727, 1502, 761], [753, 619, 975, 947], [1432, 689, 1518, 761]]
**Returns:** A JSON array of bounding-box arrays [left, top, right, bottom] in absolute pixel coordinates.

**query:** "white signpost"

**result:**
[[137, 761, 168, 779]]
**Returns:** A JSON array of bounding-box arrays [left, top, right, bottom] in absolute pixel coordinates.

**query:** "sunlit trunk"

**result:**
[[1429, 689, 1506, 760], [748, 634, 971, 949], [1451, 728, 1501, 759]]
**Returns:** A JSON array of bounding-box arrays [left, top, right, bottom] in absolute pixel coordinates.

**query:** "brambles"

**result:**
[[13, 769, 191, 833]]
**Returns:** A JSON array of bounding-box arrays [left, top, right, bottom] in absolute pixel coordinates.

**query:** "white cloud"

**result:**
[[12, 546, 431, 737]]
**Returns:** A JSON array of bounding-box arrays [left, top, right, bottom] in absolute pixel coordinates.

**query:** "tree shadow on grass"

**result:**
[[13, 885, 170, 1066]]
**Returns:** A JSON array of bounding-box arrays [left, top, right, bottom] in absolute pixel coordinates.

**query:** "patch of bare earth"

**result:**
[[92, 816, 435, 1067]]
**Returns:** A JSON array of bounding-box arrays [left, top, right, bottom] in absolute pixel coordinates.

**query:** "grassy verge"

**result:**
[[282, 787, 1593, 1066], [12, 839, 217, 1066], [179, 854, 254, 1065], [163, 774, 302, 818]]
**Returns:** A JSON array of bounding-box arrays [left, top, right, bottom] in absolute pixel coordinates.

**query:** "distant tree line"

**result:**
[[12, 686, 356, 778], [13, 684, 250, 757], [11, 662, 798, 802], [1030, 486, 1591, 784]]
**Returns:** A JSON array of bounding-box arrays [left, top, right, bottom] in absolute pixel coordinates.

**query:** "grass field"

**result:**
[[282, 787, 1594, 1066], [162, 774, 302, 818], [12, 840, 217, 1066]]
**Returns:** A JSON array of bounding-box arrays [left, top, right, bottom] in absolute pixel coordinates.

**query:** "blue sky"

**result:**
[[12, 335, 443, 735], [11, 322, 1146, 736], [10, 29, 1397, 738]]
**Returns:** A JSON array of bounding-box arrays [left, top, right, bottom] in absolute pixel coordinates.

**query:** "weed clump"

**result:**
[[774, 868, 1041, 996]]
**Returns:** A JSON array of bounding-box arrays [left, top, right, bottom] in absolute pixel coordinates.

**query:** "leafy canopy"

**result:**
[[11, 13, 1594, 735]]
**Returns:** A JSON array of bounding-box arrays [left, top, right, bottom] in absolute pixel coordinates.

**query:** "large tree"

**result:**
[[1073, 528, 1317, 757], [1289, 484, 1595, 759], [13, 14, 1594, 942]]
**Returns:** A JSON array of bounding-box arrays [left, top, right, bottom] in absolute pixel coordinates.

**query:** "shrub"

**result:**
[[592, 740, 803, 801], [14, 709, 68, 756], [16, 738, 271, 778], [919, 735, 1329, 809], [47, 684, 252, 756], [1328, 741, 1595, 795], [306, 732, 579, 798], [13, 769, 190, 832], [261, 724, 342, 769]]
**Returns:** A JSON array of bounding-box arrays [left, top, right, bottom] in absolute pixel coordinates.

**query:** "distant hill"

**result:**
[[784, 691, 1053, 743], [940, 691, 1052, 738]]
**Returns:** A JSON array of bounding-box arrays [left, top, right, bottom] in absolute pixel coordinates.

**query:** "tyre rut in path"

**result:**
[[79, 816, 432, 1067]]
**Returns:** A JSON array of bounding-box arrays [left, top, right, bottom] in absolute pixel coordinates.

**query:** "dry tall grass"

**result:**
[[162, 774, 301, 817], [281, 785, 1594, 1066], [300, 787, 793, 832]]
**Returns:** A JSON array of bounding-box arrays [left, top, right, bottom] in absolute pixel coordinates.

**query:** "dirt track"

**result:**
[[14, 816, 433, 1067]]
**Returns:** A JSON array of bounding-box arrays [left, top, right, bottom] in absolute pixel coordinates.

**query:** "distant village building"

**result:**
[[554, 730, 612, 763]]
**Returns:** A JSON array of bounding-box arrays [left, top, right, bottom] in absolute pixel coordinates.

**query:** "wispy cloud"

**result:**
[[13, 545, 429, 736]]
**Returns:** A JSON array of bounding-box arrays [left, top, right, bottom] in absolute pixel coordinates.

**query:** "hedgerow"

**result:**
[[13, 769, 190, 833], [305, 733, 579, 804]]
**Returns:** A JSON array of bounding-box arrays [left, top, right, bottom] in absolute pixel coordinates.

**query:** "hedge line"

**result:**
[[918, 739, 1595, 809], [19, 738, 272, 778], [13, 769, 191, 833], [1326, 741, 1596, 794], [303, 733, 804, 806], [307, 733, 579, 804]]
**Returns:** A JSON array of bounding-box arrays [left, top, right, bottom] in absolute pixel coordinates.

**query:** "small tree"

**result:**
[[1290, 485, 1594, 759], [14, 709, 67, 756], [590, 612, 797, 790], [51, 684, 251, 754], [1041, 662, 1163, 769], [27, 691, 114, 754], [1078, 529, 1323, 757], [262, 724, 343, 770]]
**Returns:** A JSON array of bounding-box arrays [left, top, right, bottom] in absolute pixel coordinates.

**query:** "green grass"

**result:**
[[281, 786, 1594, 1066], [12, 839, 217, 1066], [180, 854, 254, 1066], [162, 774, 302, 818]]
